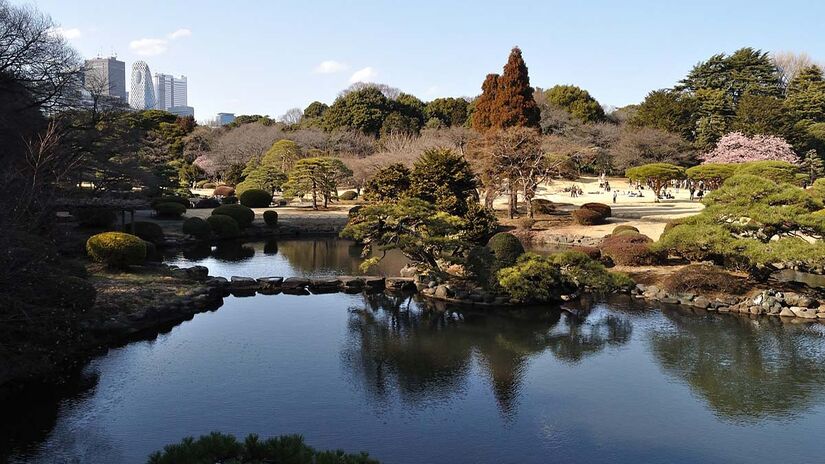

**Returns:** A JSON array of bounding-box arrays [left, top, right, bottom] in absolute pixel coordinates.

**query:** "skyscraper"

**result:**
[[153, 73, 188, 111], [83, 57, 127, 101], [129, 61, 156, 110]]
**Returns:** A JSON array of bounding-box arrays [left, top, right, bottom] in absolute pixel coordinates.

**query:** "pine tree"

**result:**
[[803, 149, 825, 182], [786, 65, 825, 123], [490, 47, 540, 130], [471, 73, 499, 133]]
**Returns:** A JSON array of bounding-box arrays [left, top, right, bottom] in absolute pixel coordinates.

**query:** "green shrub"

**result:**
[[154, 202, 186, 218], [150, 195, 191, 209], [73, 207, 116, 228], [497, 253, 573, 302], [213, 185, 235, 197], [581, 202, 612, 217], [195, 180, 210, 188], [486, 232, 525, 268], [571, 208, 606, 225], [736, 160, 801, 185], [654, 222, 738, 264], [810, 178, 825, 202], [212, 204, 255, 228], [340, 190, 358, 200], [531, 198, 554, 215], [239, 188, 272, 208], [206, 214, 241, 239], [86, 232, 147, 267], [462, 201, 499, 244], [121, 221, 164, 244], [222, 196, 238, 204], [663, 218, 685, 233], [182, 217, 211, 239], [147, 432, 380, 464], [194, 198, 221, 208], [263, 210, 278, 227], [612, 225, 639, 234], [548, 250, 634, 292], [600, 232, 664, 266]]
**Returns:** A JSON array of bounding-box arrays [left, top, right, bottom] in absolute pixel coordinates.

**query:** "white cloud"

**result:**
[[48, 27, 82, 40], [314, 60, 348, 74], [168, 28, 191, 40], [349, 66, 377, 83], [129, 38, 168, 56]]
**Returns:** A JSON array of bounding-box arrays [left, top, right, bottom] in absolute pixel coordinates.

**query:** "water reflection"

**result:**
[[649, 308, 825, 421], [341, 295, 634, 418]]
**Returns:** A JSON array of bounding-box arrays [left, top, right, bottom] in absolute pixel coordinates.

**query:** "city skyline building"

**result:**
[[153, 73, 189, 112], [83, 56, 127, 101], [129, 61, 156, 110]]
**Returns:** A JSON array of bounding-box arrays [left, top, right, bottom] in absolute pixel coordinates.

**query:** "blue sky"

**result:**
[[28, 0, 825, 121]]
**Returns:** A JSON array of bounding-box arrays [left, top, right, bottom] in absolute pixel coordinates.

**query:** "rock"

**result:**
[[817, 312, 825, 319], [364, 277, 385, 291], [779, 308, 796, 317], [692, 296, 710, 309], [399, 265, 418, 278], [433, 285, 453, 299], [752, 293, 765, 305], [230, 276, 258, 290], [309, 278, 342, 294], [767, 306, 782, 316], [282, 277, 311, 290], [798, 296, 817, 308], [660, 297, 679, 304], [184, 265, 209, 280], [792, 307, 818, 319], [257, 276, 283, 292], [386, 278, 417, 292], [205, 276, 229, 288]]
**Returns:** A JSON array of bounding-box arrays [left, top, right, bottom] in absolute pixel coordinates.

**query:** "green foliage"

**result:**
[[73, 207, 116, 228], [283, 157, 352, 209], [735, 160, 801, 185], [685, 163, 737, 189], [486, 232, 525, 268], [303, 101, 329, 119], [121, 221, 164, 244], [497, 253, 572, 302], [612, 225, 640, 234], [147, 432, 379, 464], [730, 94, 791, 137], [630, 90, 698, 142], [810, 178, 825, 202], [548, 250, 635, 292], [239, 189, 272, 208], [263, 210, 278, 227], [262, 140, 303, 173], [581, 202, 611, 217], [154, 202, 186, 218], [339, 190, 358, 201], [425, 97, 469, 127], [786, 65, 825, 123], [531, 198, 554, 215], [545, 85, 606, 123], [341, 197, 466, 272], [182, 217, 212, 239], [626, 163, 685, 201], [323, 86, 392, 136], [222, 196, 239, 204], [363, 163, 411, 203], [86, 232, 147, 268], [600, 232, 664, 266], [409, 148, 478, 216], [654, 221, 740, 264], [205, 214, 241, 239], [212, 204, 255, 228], [461, 201, 499, 244]]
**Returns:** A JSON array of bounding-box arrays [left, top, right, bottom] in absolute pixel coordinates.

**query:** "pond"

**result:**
[[4, 239, 825, 463]]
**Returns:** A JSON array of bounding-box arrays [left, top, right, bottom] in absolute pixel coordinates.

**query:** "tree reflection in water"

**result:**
[[649, 308, 825, 422], [341, 294, 634, 418]]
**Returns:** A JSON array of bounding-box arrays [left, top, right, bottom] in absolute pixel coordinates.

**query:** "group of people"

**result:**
[[569, 184, 583, 197]]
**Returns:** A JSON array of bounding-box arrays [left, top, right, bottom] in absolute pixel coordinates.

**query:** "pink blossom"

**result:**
[[701, 132, 799, 164]]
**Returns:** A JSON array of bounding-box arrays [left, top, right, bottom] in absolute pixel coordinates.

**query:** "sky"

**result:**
[[26, 0, 825, 121]]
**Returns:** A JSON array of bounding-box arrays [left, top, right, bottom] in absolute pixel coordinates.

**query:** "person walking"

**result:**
[[613, 190, 618, 204]]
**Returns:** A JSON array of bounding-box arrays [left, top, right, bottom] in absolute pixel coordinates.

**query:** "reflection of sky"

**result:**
[[12, 295, 825, 463]]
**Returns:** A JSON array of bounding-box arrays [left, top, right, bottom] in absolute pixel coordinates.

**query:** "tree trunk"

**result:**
[[311, 180, 318, 209]]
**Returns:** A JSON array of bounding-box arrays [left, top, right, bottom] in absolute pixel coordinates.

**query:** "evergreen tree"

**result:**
[[786, 65, 825, 123], [544, 85, 605, 123], [490, 47, 540, 130], [803, 149, 825, 182], [471, 73, 500, 132]]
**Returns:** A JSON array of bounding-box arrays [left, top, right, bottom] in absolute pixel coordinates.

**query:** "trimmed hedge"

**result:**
[[212, 204, 255, 228], [150, 195, 191, 209], [263, 210, 278, 227], [239, 188, 272, 208], [121, 221, 164, 244], [206, 214, 240, 239], [74, 207, 116, 228], [194, 198, 221, 209], [340, 190, 358, 201], [222, 196, 238, 204], [612, 225, 639, 234], [531, 198, 554, 215], [182, 217, 212, 239], [154, 202, 186, 218], [581, 202, 612, 217], [86, 232, 147, 267], [486, 232, 525, 267], [213, 185, 235, 197], [571, 208, 606, 225], [600, 232, 664, 266]]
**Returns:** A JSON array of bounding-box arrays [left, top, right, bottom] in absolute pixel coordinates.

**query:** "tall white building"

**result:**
[[83, 56, 127, 101], [153, 73, 188, 111], [129, 61, 156, 110]]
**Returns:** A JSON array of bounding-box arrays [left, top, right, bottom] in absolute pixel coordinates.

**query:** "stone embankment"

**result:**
[[632, 284, 825, 320]]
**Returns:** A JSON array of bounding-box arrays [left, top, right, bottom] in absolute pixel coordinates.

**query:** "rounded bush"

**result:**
[[194, 197, 221, 209], [195, 180, 210, 188], [571, 208, 606, 225], [339, 190, 358, 201], [570, 245, 601, 260], [74, 207, 116, 228], [531, 199, 554, 215], [613, 229, 642, 237], [206, 214, 240, 239], [600, 232, 664, 266], [239, 189, 272, 208], [612, 225, 639, 235], [86, 232, 147, 267], [222, 196, 238, 204], [212, 204, 255, 228], [517, 217, 535, 230], [182, 217, 212, 239], [121, 221, 164, 244], [213, 185, 235, 197], [154, 202, 186, 218], [150, 195, 191, 209], [263, 210, 278, 227], [202, 182, 216, 189], [663, 219, 685, 234], [581, 202, 612, 217], [486, 232, 525, 268]]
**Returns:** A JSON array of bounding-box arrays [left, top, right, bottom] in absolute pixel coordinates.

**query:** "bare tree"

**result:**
[[773, 51, 821, 90], [279, 107, 303, 126]]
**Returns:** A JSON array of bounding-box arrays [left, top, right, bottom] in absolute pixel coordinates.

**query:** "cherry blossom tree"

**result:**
[[701, 132, 799, 164]]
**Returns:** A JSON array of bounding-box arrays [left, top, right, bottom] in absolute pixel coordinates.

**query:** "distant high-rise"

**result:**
[[217, 113, 235, 126], [84, 57, 127, 101], [153, 73, 188, 111], [130, 61, 156, 110]]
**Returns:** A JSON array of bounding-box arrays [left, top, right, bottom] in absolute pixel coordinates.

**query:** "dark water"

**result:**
[[5, 240, 825, 463]]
